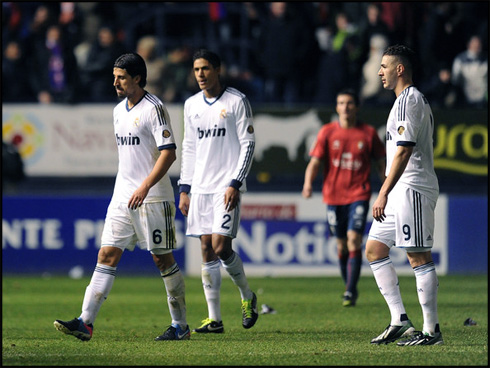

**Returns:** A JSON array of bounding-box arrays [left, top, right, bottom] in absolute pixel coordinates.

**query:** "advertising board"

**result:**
[[3, 193, 453, 277]]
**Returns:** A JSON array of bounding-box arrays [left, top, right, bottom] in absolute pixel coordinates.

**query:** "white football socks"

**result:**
[[414, 261, 439, 335], [161, 263, 187, 329], [369, 257, 407, 326], [201, 259, 222, 322], [221, 251, 253, 300], [80, 263, 116, 325]]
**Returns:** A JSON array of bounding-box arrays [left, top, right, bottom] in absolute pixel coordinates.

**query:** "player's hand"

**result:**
[[128, 186, 149, 210], [224, 187, 239, 212], [372, 194, 387, 222], [179, 192, 190, 217], [302, 185, 313, 199]]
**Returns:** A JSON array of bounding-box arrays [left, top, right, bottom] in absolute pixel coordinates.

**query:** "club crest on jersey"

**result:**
[[220, 109, 227, 119], [397, 126, 405, 135], [162, 129, 171, 138], [133, 117, 140, 127], [358, 141, 364, 150], [247, 125, 254, 134]]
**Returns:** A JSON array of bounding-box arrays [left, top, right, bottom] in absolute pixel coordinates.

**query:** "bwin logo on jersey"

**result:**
[[116, 133, 140, 145], [198, 125, 226, 139]]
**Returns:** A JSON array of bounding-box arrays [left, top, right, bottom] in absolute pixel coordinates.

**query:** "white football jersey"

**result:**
[[111, 92, 176, 203], [179, 87, 255, 194], [385, 86, 439, 201]]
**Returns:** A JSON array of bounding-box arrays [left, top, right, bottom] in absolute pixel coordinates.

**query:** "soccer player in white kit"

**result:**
[[367, 45, 443, 346], [54, 53, 189, 341], [178, 49, 258, 333]]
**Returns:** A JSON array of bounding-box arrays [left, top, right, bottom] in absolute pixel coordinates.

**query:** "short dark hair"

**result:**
[[382, 44, 416, 75], [114, 53, 147, 87], [192, 49, 221, 68], [337, 88, 359, 106]]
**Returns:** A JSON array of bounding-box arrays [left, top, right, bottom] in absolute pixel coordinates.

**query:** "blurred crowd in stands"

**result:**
[[2, 2, 488, 109]]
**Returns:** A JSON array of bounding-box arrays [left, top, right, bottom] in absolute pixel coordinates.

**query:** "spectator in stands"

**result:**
[[451, 35, 488, 108], [57, 2, 83, 49], [418, 3, 469, 84], [378, 2, 416, 47], [331, 11, 357, 53], [360, 34, 393, 107], [2, 40, 35, 102], [26, 4, 55, 45], [257, 2, 315, 105], [2, 2, 23, 46], [161, 45, 195, 103], [420, 63, 461, 109], [312, 2, 336, 53], [314, 11, 357, 105], [28, 24, 79, 104], [72, 3, 118, 74], [358, 3, 390, 65], [314, 52, 346, 106], [81, 25, 126, 102], [136, 35, 166, 100]]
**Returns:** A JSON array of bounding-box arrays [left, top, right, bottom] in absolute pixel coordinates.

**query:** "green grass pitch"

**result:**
[[2, 274, 487, 366]]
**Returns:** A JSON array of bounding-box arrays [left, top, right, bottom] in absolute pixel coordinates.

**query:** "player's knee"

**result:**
[[214, 246, 227, 259], [211, 235, 233, 260], [97, 246, 121, 266], [152, 253, 175, 272], [365, 240, 388, 262], [406, 250, 432, 267]]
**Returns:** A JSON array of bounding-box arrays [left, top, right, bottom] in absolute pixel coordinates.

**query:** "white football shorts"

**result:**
[[185, 192, 241, 238], [101, 200, 176, 255], [368, 185, 436, 252]]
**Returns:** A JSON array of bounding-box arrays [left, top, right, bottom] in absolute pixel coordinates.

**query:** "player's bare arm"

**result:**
[[372, 145, 412, 222], [375, 158, 387, 183], [302, 157, 321, 199], [128, 149, 176, 209]]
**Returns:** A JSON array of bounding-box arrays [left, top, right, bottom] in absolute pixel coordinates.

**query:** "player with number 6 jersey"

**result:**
[[112, 91, 176, 203], [54, 53, 189, 342]]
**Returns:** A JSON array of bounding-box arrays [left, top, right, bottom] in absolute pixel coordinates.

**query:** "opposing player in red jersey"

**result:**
[[302, 88, 386, 306]]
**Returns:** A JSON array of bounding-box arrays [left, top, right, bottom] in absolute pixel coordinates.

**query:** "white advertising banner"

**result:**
[[2, 104, 184, 176], [3, 104, 323, 178]]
